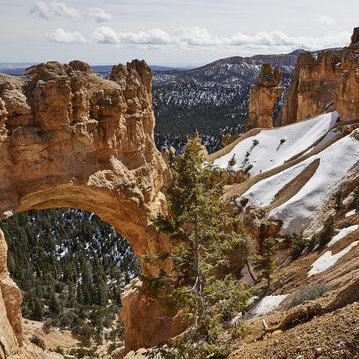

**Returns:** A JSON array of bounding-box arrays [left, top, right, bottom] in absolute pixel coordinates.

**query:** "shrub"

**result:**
[[352, 186, 359, 208], [350, 130, 359, 141], [228, 154, 236, 166], [54, 347, 64, 355], [252, 139, 259, 147], [308, 233, 318, 251], [290, 235, 310, 259], [318, 216, 336, 248], [240, 197, 249, 207], [280, 138, 286, 144], [285, 284, 330, 309], [30, 335, 46, 350], [333, 191, 345, 212]]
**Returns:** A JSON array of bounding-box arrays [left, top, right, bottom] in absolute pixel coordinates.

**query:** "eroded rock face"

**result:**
[[120, 279, 184, 353], [0, 60, 170, 356], [277, 28, 359, 127], [333, 31, 359, 123], [276, 50, 341, 126], [247, 64, 283, 129]]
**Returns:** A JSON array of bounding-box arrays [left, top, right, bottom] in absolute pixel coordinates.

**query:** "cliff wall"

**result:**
[[0, 60, 172, 356]]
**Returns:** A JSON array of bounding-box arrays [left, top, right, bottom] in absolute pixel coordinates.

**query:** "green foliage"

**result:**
[[280, 138, 286, 144], [290, 235, 310, 260], [250, 238, 278, 290], [141, 140, 251, 359], [352, 186, 359, 209], [333, 190, 345, 212], [318, 215, 336, 248], [30, 335, 46, 350], [49, 292, 60, 315], [350, 130, 359, 141], [1, 208, 139, 353], [285, 284, 330, 309], [32, 298, 44, 321]]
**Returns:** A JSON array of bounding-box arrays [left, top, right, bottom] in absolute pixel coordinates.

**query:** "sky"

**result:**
[[0, 0, 357, 66]]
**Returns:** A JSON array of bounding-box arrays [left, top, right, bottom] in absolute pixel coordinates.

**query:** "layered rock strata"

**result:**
[[276, 50, 341, 126], [247, 64, 283, 129], [333, 28, 359, 123], [0, 60, 171, 356], [276, 28, 359, 127]]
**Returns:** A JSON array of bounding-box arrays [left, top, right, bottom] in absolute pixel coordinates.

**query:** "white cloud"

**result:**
[[30, 1, 79, 20], [174, 27, 221, 48], [88, 8, 112, 23], [45, 28, 86, 43], [92, 26, 119, 44], [48, 26, 351, 53], [317, 12, 335, 25], [118, 28, 172, 46]]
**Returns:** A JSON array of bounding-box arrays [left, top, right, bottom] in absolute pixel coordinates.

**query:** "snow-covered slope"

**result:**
[[217, 112, 359, 235], [212, 112, 338, 176]]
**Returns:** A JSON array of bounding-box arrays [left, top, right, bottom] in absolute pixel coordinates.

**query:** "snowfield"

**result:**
[[229, 112, 359, 235], [212, 112, 338, 176], [327, 225, 359, 247], [345, 209, 356, 218], [252, 294, 288, 317], [308, 241, 359, 277]]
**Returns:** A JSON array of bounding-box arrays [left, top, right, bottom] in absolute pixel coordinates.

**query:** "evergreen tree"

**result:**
[[251, 237, 278, 290], [32, 298, 44, 321], [141, 140, 250, 359], [318, 215, 336, 248], [49, 292, 60, 315]]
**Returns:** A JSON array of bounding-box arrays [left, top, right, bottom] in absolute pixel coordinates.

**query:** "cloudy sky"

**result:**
[[0, 0, 357, 66]]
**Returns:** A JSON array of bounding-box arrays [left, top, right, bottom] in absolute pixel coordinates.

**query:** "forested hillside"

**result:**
[[2, 208, 139, 352], [152, 52, 298, 153]]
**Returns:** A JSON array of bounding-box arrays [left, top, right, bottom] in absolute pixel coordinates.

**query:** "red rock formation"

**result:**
[[0, 60, 171, 356], [276, 50, 341, 126], [276, 27, 359, 127], [120, 279, 184, 353], [333, 28, 359, 123], [247, 64, 283, 129]]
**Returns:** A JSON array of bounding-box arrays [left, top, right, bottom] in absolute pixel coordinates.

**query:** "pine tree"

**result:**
[[32, 298, 44, 321], [141, 139, 251, 359], [49, 292, 60, 315], [251, 237, 278, 290]]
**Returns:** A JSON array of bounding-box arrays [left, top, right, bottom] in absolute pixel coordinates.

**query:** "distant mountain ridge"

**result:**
[[0, 63, 193, 76], [151, 51, 303, 153]]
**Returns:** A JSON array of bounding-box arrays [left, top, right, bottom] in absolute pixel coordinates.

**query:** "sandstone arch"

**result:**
[[0, 60, 172, 356]]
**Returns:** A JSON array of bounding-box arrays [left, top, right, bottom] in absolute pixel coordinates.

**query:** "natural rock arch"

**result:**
[[0, 60, 172, 357]]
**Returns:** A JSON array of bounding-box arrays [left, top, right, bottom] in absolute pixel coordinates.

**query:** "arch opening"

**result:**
[[2, 206, 139, 357]]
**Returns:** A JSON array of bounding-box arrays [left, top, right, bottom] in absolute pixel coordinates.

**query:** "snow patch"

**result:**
[[252, 294, 288, 317], [239, 123, 359, 234], [212, 112, 338, 176], [327, 225, 359, 247], [308, 241, 359, 277], [345, 209, 356, 218]]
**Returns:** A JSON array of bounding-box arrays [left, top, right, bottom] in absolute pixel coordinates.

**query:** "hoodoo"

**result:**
[[247, 64, 283, 129]]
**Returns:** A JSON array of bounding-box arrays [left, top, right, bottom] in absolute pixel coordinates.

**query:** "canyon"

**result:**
[[0, 27, 359, 359]]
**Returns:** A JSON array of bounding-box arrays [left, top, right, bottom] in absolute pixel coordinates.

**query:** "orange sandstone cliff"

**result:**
[[276, 27, 359, 126], [247, 64, 283, 129], [0, 60, 178, 357]]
